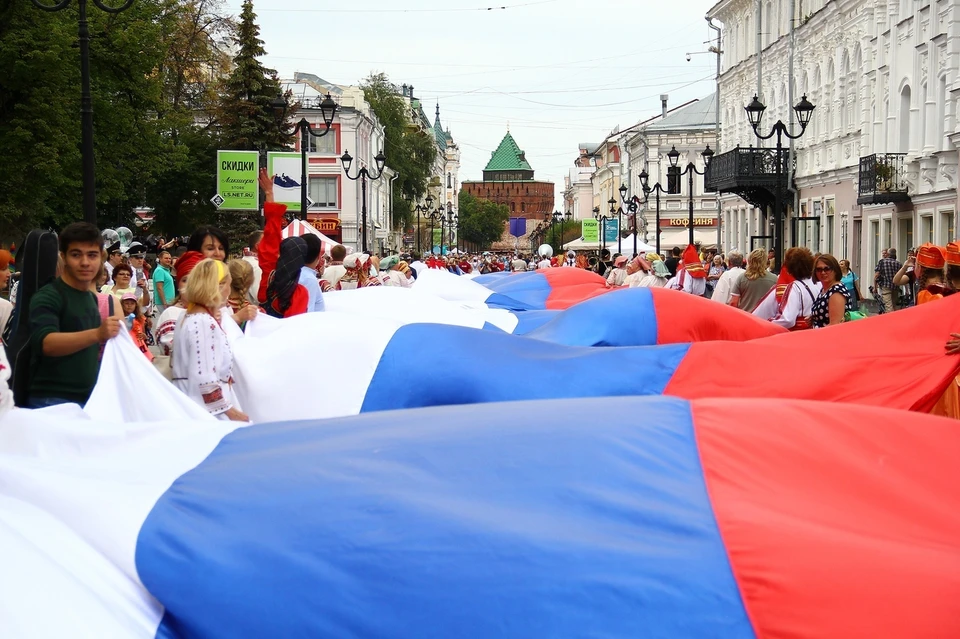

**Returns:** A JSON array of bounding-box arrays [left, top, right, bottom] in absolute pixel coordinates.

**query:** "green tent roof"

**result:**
[[484, 132, 533, 172]]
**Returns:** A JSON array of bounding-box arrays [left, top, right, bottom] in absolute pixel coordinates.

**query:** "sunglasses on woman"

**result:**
[[815, 266, 833, 273]]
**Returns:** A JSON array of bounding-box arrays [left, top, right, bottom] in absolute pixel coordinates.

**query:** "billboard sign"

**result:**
[[215, 150, 260, 211]]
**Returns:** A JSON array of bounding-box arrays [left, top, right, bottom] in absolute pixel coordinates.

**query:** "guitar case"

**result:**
[[4, 229, 59, 406]]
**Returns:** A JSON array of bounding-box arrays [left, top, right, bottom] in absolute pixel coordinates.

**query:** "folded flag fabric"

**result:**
[[525, 287, 785, 346], [410, 269, 784, 342], [192, 294, 959, 423], [473, 267, 611, 310], [1, 396, 958, 638]]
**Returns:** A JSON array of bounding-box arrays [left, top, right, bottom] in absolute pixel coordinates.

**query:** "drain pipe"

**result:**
[[788, 0, 798, 247], [708, 17, 722, 250]]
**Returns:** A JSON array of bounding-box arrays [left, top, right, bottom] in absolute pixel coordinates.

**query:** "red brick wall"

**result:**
[[461, 180, 555, 221]]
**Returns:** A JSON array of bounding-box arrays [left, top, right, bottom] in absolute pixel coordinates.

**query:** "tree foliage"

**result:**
[[0, 0, 249, 240], [0, 0, 171, 239], [361, 73, 437, 230], [213, 0, 291, 152], [457, 191, 509, 250]]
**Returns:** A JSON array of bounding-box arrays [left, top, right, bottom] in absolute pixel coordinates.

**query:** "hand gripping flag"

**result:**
[[1, 396, 958, 638]]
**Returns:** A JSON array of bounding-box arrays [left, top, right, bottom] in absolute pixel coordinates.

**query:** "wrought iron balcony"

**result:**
[[704, 146, 790, 211], [857, 153, 910, 205]]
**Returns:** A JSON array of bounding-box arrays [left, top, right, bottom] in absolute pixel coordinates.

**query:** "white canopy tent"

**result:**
[[563, 237, 657, 254]]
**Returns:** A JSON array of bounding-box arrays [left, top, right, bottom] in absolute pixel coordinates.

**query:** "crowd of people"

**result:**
[[3, 170, 960, 421]]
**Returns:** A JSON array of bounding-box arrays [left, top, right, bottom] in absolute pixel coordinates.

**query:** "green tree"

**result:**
[[457, 191, 508, 250], [361, 73, 437, 230], [147, 0, 236, 236], [213, 0, 291, 152], [0, 0, 171, 238]]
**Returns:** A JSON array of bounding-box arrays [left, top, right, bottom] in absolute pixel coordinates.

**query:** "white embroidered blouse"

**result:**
[[171, 312, 239, 419]]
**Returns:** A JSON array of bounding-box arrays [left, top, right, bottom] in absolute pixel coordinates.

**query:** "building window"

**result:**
[[939, 210, 955, 244], [308, 177, 337, 209], [825, 198, 835, 254], [447, 172, 452, 188], [667, 166, 680, 194], [304, 130, 336, 154], [920, 214, 934, 245], [897, 217, 912, 260]]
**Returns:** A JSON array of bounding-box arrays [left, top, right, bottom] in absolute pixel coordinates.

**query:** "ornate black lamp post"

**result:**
[[413, 195, 434, 255], [340, 149, 386, 254], [620, 183, 647, 257], [291, 94, 337, 220], [427, 207, 444, 255], [594, 205, 612, 258], [745, 93, 815, 271], [447, 207, 458, 253], [638, 170, 666, 255], [665, 144, 714, 246], [32, 0, 135, 225]]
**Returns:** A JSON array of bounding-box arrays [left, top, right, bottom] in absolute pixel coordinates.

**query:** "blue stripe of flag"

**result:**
[[359, 323, 689, 414], [137, 396, 755, 638]]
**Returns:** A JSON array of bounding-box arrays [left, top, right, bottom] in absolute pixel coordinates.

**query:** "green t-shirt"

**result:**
[[28, 278, 102, 404]]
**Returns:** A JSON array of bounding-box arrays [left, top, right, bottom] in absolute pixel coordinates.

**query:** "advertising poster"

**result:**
[[267, 152, 304, 213], [604, 219, 619, 243], [214, 150, 260, 211], [581, 219, 598, 242]]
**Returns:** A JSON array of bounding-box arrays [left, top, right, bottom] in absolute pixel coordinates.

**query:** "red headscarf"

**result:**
[[774, 264, 797, 304], [174, 250, 204, 288], [682, 244, 705, 278], [945, 241, 960, 267]]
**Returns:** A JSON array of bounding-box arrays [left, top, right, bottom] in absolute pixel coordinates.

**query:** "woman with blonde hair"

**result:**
[[226, 259, 259, 331], [729, 248, 777, 312], [171, 259, 248, 422]]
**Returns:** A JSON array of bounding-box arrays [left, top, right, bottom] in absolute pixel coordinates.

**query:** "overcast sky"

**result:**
[[228, 0, 719, 207]]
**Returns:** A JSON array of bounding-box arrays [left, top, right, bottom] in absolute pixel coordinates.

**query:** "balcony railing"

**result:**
[[857, 153, 910, 205], [704, 146, 790, 191], [703, 146, 791, 211]]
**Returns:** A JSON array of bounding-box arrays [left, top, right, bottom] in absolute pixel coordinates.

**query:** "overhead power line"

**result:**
[[250, 0, 563, 13]]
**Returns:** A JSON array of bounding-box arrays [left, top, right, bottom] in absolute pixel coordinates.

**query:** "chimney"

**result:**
[[660, 94, 669, 119], [401, 84, 408, 97]]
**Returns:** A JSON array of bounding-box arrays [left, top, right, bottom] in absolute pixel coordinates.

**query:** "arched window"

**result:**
[[899, 85, 911, 154]]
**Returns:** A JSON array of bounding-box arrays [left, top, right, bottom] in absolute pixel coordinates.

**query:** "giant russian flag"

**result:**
[[168, 293, 956, 424], [1, 396, 958, 637]]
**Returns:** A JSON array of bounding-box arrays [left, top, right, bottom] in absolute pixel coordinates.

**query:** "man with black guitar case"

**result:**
[[3, 229, 60, 407]]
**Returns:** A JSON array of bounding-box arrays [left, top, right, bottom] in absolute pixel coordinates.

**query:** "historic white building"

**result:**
[[707, 0, 960, 276], [624, 95, 719, 252], [281, 74, 395, 254]]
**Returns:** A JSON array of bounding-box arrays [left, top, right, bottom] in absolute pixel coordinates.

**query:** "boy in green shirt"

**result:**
[[27, 223, 120, 408]]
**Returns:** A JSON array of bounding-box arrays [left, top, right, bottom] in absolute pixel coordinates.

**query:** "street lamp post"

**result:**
[[340, 148, 387, 254], [32, 0, 135, 225], [439, 204, 450, 255], [427, 208, 444, 255], [593, 205, 612, 259], [548, 210, 564, 252], [561, 210, 572, 251], [638, 172, 666, 255], [292, 94, 338, 220], [414, 194, 435, 255], [665, 144, 714, 247], [447, 207, 457, 254], [745, 93, 815, 272], [619, 184, 644, 257]]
